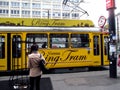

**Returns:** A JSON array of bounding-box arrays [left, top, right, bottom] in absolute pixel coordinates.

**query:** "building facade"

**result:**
[[0, 0, 83, 19]]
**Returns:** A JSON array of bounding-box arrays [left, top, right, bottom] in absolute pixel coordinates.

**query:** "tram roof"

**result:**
[[0, 26, 101, 32]]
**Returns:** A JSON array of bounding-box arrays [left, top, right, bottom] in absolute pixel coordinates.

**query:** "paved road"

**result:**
[[44, 67, 120, 90], [0, 66, 120, 90]]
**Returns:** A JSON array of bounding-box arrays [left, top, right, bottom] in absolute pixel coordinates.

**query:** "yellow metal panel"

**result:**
[[0, 18, 94, 27], [39, 48, 93, 69]]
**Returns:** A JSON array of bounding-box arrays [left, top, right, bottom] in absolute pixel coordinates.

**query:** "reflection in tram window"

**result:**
[[0, 36, 5, 58], [12, 35, 22, 58], [93, 36, 99, 55], [26, 33, 48, 49], [42, 42, 47, 48], [71, 34, 89, 48], [50, 34, 69, 48], [104, 36, 109, 55]]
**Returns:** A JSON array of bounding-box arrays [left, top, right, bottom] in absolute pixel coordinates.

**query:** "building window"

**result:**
[[32, 0, 41, 2], [22, 10, 30, 15], [0, 9, 9, 14], [42, 11, 51, 18], [62, 4, 70, 11], [32, 3, 41, 9], [62, 13, 70, 18], [11, 10, 19, 15], [53, 12, 61, 17], [51, 0, 61, 2], [22, 3, 30, 9], [72, 13, 79, 18], [32, 11, 41, 16], [42, 3, 51, 9], [0, 10, 1, 13], [0, 1, 9, 7], [11, 2, 20, 8], [69, 0, 80, 3], [53, 5, 61, 9]]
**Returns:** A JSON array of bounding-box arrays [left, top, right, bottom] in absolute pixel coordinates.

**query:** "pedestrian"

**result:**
[[42, 42, 47, 48], [27, 44, 46, 90], [118, 54, 120, 67]]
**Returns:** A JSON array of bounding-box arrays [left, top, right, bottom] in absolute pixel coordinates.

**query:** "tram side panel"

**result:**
[[40, 48, 93, 69], [38, 33, 97, 69], [25, 32, 109, 69], [0, 30, 109, 72]]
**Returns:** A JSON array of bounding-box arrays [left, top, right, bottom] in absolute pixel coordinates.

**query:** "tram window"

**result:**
[[50, 34, 69, 48], [26, 33, 48, 49], [71, 34, 89, 48], [104, 36, 109, 55], [12, 35, 21, 58], [93, 36, 99, 55], [0, 36, 5, 58]]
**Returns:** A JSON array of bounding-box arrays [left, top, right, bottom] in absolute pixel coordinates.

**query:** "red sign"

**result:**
[[106, 0, 115, 10], [98, 16, 106, 28]]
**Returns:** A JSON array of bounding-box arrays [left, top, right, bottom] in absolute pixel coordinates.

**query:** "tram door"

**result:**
[[11, 34, 24, 70], [0, 34, 7, 71], [102, 35, 109, 65], [92, 34, 109, 66], [92, 34, 102, 66]]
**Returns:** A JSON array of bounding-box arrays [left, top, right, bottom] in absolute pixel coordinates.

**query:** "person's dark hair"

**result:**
[[42, 42, 47, 48], [30, 44, 39, 53], [119, 54, 120, 58]]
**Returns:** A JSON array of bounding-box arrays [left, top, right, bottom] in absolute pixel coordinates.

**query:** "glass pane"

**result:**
[[93, 36, 99, 55], [71, 34, 89, 48], [12, 35, 22, 58], [26, 33, 48, 49], [104, 36, 109, 55], [0, 36, 5, 59], [50, 34, 69, 48]]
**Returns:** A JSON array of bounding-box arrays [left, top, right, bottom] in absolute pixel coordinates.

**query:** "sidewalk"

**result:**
[[0, 67, 120, 90], [47, 70, 120, 90], [45, 68, 120, 90]]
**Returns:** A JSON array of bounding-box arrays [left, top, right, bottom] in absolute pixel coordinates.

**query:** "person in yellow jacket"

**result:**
[[27, 44, 46, 90]]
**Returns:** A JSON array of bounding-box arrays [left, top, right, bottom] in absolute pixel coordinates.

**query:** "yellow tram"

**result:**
[[0, 26, 109, 72]]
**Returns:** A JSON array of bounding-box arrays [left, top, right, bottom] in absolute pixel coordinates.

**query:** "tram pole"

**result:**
[[106, 0, 117, 78]]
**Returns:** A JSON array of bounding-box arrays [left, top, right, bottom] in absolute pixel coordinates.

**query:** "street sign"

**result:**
[[98, 16, 106, 28], [106, 0, 115, 10]]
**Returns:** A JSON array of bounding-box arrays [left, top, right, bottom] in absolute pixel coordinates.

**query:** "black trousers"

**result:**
[[30, 75, 41, 90]]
